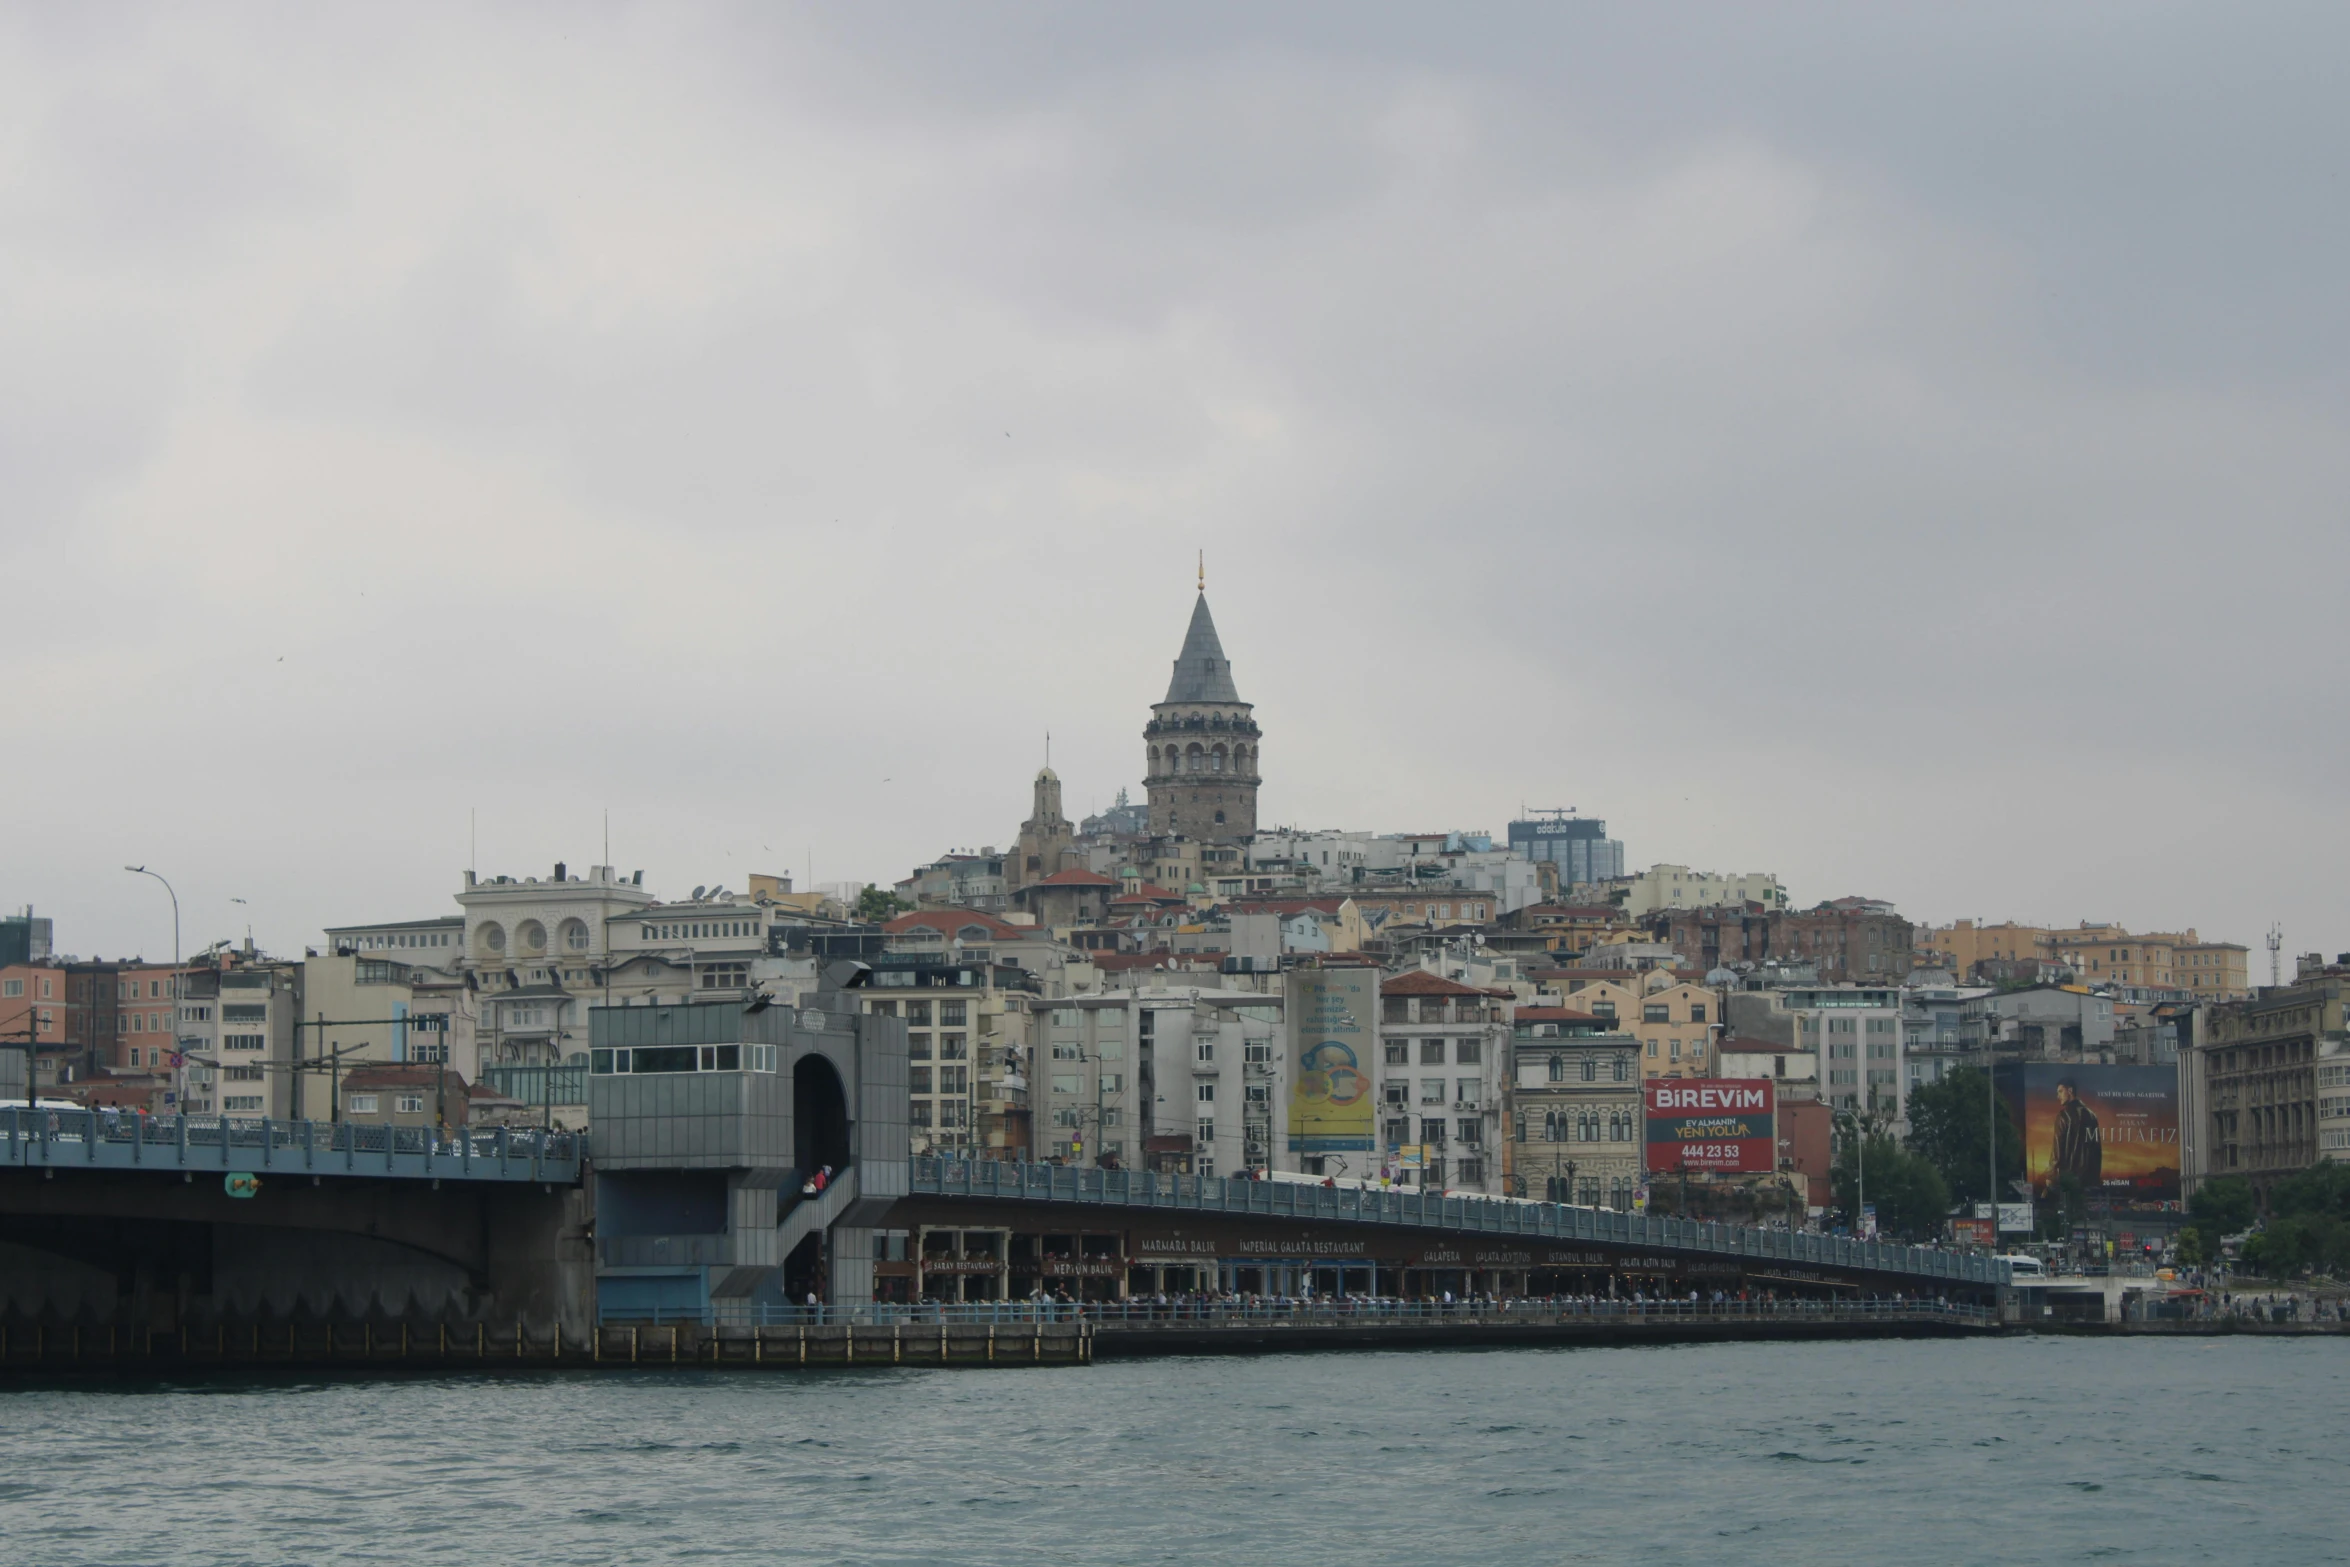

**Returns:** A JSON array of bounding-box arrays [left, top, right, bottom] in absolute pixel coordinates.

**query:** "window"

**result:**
[[1420, 1040, 1446, 1064], [1384, 1041, 1410, 1065], [1689, 1004, 1707, 1023], [907, 1001, 932, 1026], [1383, 1082, 1408, 1106], [939, 1066, 968, 1094], [1455, 1079, 1480, 1107], [1420, 1116, 1447, 1145], [1420, 1078, 1445, 1103], [910, 1033, 932, 1060], [1581, 1058, 1597, 1082], [1645, 1039, 1657, 1058], [1244, 1083, 1269, 1104], [1196, 1119, 1215, 1146], [1196, 1083, 1215, 1102], [1197, 1040, 1216, 1065], [698, 963, 749, 989], [1613, 1057, 1631, 1083], [1591, 1001, 1616, 1020], [1051, 1072, 1080, 1095], [1547, 1055, 1565, 1083], [224, 1064, 264, 1082], [0, 980, 18, 998], [912, 1102, 933, 1128], [910, 1067, 932, 1094], [348, 1094, 379, 1114], [1644, 1004, 1670, 1023], [395, 1094, 424, 1114], [939, 1033, 967, 1060], [1454, 1039, 1480, 1064], [223, 1003, 267, 1022]]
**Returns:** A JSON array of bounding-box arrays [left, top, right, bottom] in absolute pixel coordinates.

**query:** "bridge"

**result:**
[[0, 993, 2009, 1363], [0, 1107, 589, 1339], [889, 1157, 2007, 1302], [1, 1106, 582, 1184]]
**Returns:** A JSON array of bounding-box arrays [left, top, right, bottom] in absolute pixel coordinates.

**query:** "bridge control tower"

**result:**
[[588, 964, 908, 1320]]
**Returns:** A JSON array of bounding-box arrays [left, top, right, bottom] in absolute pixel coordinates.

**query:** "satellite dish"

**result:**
[[692, 885, 707, 900]]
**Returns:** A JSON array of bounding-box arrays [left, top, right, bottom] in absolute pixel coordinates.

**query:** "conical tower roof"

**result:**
[[1163, 593, 1243, 704]]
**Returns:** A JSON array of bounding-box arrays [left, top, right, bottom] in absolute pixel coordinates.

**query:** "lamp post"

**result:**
[[125, 866, 182, 1109], [1833, 1105, 1866, 1235]]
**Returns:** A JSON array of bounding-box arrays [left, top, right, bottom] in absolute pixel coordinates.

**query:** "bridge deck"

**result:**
[[0, 1107, 581, 1185], [910, 1158, 2006, 1288]]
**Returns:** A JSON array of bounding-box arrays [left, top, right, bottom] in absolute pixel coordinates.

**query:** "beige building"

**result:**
[[1619, 865, 1788, 918], [2174, 940, 2251, 1001], [1539, 973, 1721, 1080], [1924, 920, 2248, 998]]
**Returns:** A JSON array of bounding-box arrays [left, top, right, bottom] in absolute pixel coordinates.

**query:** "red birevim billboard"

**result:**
[[1644, 1079, 1776, 1174]]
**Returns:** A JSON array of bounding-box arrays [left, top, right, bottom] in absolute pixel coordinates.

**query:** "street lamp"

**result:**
[[125, 865, 182, 1110], [1832, 1105, 1867, 1236]]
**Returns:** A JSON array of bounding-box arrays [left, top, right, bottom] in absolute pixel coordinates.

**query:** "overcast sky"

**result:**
[[6, 3, 2345, 966]]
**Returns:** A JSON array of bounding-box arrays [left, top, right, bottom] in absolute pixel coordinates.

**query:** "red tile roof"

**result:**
[[1512, 1006, 1605, 1024], [883, 909, 1030, 940], [1379, 969, 1488, 997], [1030, 869, 1118, 888]]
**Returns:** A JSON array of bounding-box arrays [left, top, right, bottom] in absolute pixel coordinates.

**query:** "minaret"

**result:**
[[1143, 570, 1260, 843]]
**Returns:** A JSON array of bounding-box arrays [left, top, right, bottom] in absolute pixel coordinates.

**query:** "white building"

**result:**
[[1619, 864, 1789, 917], [1039, 986, 1286, 1177], [1779, 985, 1907, 1121], [1375, 970, 1512, 1195]]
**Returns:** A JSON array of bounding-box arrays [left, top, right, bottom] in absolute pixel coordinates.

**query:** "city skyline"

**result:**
[[8, 7, 2346, 960]]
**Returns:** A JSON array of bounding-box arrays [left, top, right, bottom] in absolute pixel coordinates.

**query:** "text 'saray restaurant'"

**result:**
[[1644, 1079, 1776, 1173]]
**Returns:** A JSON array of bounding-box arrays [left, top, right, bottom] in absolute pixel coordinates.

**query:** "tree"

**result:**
[[2265, 1160, 2350, 1224], [2189, 1175, 2256, 1236], [1831, 1132, 1950, 1242], [854, 885, 909, 923], [1903, 1068, 2024, 1208]]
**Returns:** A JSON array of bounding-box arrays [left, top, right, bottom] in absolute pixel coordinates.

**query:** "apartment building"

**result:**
[[1618, 864, 1788, 918], [1534, 972, 1721, 1080], [1375, 969, 1510, 1195], [1507, 1007, 1641, 1209]]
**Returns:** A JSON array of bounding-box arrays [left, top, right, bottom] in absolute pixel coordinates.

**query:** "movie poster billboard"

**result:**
[[1643, 1078, 1776, 1173], [1283, 969, 1374, 1153], [1996, 1063, 2179, 1204]]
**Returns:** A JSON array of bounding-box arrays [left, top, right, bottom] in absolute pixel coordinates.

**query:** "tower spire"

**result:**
[[1197, 549, 1204, 593]]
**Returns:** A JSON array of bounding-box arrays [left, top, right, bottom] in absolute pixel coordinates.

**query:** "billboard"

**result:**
[[1644, 1078, 1776, 1173], [1997, 1063, 2178, 1204], [1284, 969, 1374, 1153]]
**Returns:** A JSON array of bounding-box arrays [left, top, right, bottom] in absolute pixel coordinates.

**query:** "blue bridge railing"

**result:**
[[0, 1106, 581, 1184], [909, 1157, 2007, 1288]]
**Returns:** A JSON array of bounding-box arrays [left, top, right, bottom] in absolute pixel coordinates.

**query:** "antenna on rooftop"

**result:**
[[2267, 924, 2283, 987]]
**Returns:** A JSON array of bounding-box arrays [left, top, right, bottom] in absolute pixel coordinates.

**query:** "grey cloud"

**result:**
[[2, 3, 2344, 962]]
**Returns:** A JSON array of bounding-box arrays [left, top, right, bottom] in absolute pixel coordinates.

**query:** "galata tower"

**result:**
[[1144, 580, 1260, 842]]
